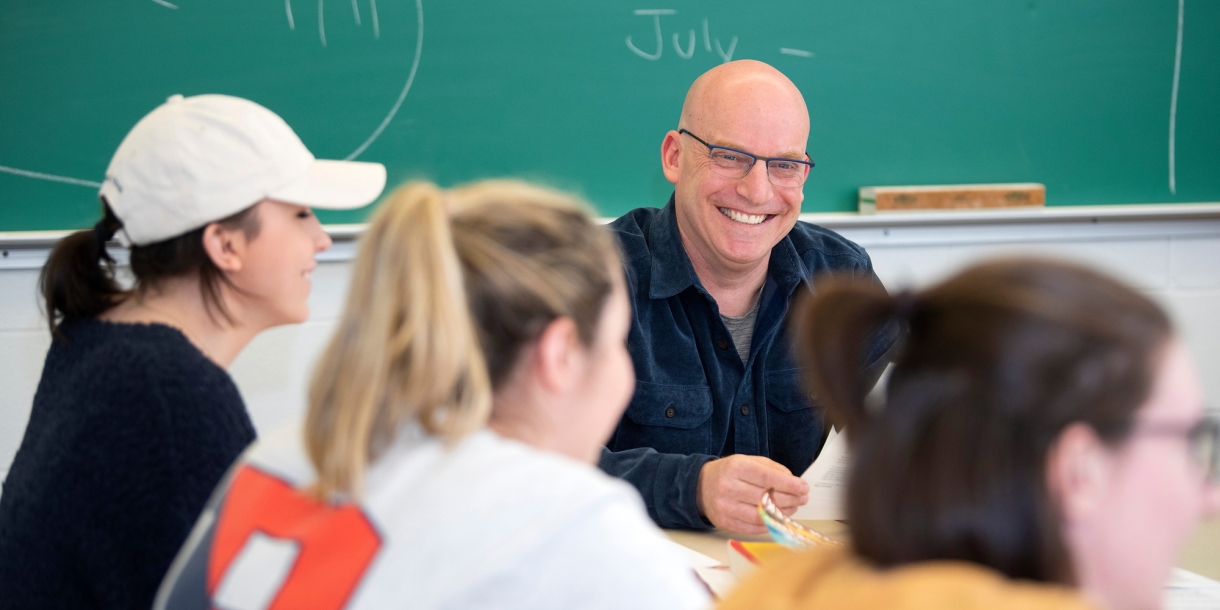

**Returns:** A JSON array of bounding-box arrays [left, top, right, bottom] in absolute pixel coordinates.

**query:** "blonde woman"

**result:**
[[156, 180, 710, 610]]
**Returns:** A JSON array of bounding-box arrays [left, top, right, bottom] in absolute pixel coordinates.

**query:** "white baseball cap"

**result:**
[[99, 94, 387, 246]]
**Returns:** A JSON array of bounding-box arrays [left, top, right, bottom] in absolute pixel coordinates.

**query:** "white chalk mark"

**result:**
[[318, 0, 327, 47], [673, 30, 695, 59], [627, 10, 673, 61], [370, 0, 379, 38], [0, 165, 102, 188], [714, 36, 737, 63], [150, 0, 179, 9], [1169, 0, 1184, 195], [351, 0, 361, 25], [346, 0, 423, 159], [5, 0, 412, 190], [780, 48, 814, 58], [702, 19, 711, 52]]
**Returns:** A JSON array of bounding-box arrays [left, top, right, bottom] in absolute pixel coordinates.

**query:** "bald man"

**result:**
[[600, 60, 898, 534]]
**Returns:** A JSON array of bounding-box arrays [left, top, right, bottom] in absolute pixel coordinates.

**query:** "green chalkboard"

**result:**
[[1, 0, 1218, 231]]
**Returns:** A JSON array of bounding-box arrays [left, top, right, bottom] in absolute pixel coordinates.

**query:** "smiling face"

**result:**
[[662, 61, 810, 275], [228, 199, 333, 328]]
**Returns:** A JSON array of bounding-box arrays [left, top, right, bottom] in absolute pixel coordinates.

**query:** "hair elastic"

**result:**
[[892, 290, 918, 324], [91, 219, 120, 261], [93, 220, 118, 243]]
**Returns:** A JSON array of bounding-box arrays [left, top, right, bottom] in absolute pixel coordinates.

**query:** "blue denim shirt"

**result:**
[[599, 197, 897, 529]]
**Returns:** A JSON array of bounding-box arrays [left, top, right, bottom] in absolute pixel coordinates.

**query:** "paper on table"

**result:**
[[792, 427, 849, 521], [664, 537, 740, 600], [1165, 568, 1220, 610]]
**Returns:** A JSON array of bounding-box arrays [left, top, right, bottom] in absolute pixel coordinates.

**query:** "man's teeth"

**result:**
[[719, 207, 767, 225]]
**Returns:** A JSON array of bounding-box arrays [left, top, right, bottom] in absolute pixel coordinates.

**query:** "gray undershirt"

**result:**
[[720, 296, 761, 364]]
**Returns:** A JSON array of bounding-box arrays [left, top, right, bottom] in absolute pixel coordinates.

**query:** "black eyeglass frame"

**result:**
[[678, 129, 814, 188], [1131, 414, 1220, 484]]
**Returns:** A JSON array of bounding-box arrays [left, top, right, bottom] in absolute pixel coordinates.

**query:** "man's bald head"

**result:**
[[659, 60, 811, 278], [678, 60, 809, 146]]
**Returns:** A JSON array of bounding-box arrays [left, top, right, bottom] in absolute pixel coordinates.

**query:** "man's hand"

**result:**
[[695, 455, 809, 534]]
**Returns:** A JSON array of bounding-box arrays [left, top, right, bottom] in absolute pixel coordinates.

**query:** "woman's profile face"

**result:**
[[1083, 340, 1220, 608], [230, 200, 333, 327], [568, 270, 636, 456]]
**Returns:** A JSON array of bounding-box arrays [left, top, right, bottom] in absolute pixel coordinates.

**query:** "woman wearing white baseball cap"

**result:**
[[0, 94, 385, 609]]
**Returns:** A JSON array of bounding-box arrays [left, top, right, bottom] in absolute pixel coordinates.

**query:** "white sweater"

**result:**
[[156, 424, 711, 610]]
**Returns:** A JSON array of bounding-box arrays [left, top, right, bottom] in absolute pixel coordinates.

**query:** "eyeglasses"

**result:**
[[1131, 414, 1220, 484], [678, 129, 814, 189]]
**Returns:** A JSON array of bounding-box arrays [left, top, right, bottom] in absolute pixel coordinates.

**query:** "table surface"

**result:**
[[667, 517, 1220, 581]]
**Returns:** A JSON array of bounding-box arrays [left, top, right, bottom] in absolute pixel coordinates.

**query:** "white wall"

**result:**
[[3, 206, 1219, 487]]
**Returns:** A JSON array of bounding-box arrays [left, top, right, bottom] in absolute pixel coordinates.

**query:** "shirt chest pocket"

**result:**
[[764, 369, 823, 473], [765, 370, 817, 412], [626, 381, 714, 429]]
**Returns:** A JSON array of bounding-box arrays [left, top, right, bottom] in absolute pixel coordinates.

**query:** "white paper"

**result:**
[[1165, 568, 1220, 610], [664, 537, 740, 600], [792, 427, 850, 521]]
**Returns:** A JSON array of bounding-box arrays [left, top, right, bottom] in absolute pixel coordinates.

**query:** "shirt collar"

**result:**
[[647, 194, 808, 300], [767, 226, 807, 293], [648, 195, 702, 300]]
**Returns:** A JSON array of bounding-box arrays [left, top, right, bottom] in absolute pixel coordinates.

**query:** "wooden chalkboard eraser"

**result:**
[[858, 183, 1045, 214]]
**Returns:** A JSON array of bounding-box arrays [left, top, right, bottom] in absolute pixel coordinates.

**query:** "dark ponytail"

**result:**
[[39, 200, 262, 338], [789, 278, 903, 437], [40, 203, 125, 336], [789, 258, 1171, 585]]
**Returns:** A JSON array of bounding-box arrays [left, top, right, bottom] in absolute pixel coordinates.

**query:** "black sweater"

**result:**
[[0, 320, 256, 609]]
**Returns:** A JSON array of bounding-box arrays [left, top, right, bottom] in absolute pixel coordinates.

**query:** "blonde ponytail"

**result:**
[[305, 179, 619, 500], [305, 182, 491, 499]]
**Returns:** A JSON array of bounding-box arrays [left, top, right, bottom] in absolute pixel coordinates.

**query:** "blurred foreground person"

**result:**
[[720, 258, 1220, 610], [156, 180, 710, 610]]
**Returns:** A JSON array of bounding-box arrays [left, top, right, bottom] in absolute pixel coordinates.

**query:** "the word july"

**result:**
[[626, 10, 738, 62]]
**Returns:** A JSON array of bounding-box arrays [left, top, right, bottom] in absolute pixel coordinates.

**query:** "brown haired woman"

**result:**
[[155, 180, 710, 610], [720, 258, 1220, 610], [0, 95, 385, 609]]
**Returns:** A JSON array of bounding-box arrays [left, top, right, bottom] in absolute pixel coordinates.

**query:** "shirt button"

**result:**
[[740, 404, 750, 415], [716, 338, 729, 350], [665, 405, 677, 418]]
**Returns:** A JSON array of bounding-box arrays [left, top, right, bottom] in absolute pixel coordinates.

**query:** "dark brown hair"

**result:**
[[790, 257, 1172, 583], [40, 200, 261, 336]]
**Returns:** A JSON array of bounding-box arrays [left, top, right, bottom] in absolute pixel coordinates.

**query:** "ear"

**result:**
[[201, 221, 248, 274], [660, 130, 683, 185], [1046, 422, 1113, 525], [531, 317, 583, 396]]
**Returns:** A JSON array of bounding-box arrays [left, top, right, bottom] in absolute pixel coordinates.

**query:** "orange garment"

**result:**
[[718, 547, 1096, 610]]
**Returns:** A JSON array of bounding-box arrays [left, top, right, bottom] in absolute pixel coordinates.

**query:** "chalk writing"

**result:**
[[1169, 0, 1184, 194], [0, 165, 102, 188], [626, 10, 737, 63], [285, 0, 381, 45], [345, 0, 420, 159], [370, 0, 380, 38], [318, 0, 326, 46], [626, 9, 673, 60], [1, 0, 420, 189]]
